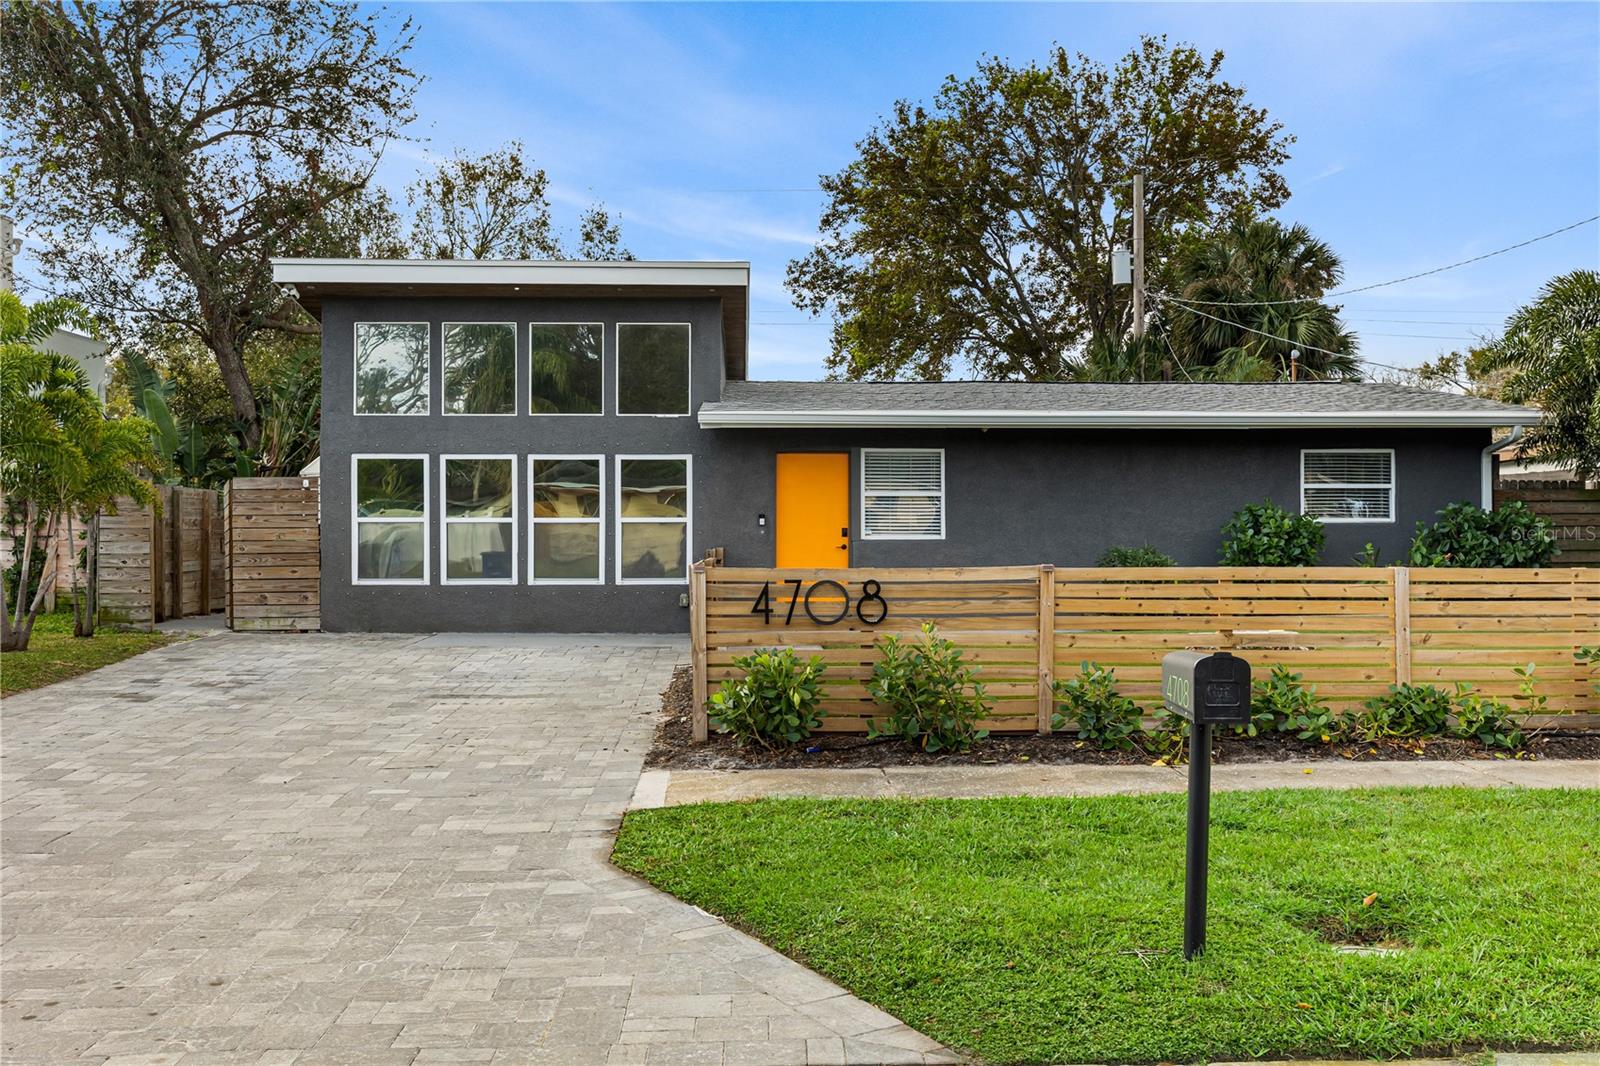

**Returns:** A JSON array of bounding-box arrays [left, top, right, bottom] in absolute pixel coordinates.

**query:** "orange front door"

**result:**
[[776, 453, 850, 568]]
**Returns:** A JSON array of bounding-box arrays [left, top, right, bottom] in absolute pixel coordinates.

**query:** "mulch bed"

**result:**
[[646, 666, 1600, 770]]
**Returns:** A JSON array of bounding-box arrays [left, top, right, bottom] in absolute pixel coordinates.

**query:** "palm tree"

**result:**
[[1160, 219, 1361, 381], [1476, 269, 1600, 480]]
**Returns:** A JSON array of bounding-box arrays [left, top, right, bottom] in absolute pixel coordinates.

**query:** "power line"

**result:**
[[1149, 291, 1421, 377], [1162, 214, 1600, 308]]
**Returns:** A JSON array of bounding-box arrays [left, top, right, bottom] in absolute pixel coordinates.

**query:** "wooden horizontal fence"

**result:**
[[690, 563, 1600, 739], [95, 485, 224, 629], [224, 477, 320, 631]]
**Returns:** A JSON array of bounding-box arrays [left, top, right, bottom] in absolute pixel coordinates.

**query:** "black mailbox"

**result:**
[[1162, 651, 1252, 726]]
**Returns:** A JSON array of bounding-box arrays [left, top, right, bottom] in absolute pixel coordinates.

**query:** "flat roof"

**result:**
[[697, 380, 1541, 429], [270, 258, 752, 379]]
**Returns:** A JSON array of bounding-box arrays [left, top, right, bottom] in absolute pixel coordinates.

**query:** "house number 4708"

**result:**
[[749, 579, 888, 626]]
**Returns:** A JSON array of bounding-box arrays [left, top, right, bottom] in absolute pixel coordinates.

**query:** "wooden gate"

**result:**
[[224, 477, 320, 631], [95, 485, 224, 628]]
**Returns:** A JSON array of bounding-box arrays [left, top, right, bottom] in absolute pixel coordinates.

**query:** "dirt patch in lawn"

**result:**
[[647, 666, 1600, 770]]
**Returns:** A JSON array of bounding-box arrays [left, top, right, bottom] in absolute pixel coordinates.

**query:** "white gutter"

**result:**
[[1483, 424, 1525, 508], [270, 258, 750, 289], [697, 407, 1540, 431]]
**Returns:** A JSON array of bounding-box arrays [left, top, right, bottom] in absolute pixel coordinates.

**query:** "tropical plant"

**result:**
[[867, 623, 990, 753], [707, 649, 829, 749], [1345, 684, 1452, 742], [1160, 218, 1360, 381], [1218, 502, 1325, 565], [1451, 683, 1524, 751], [1250, 665, 1338, 741], [1096, 545, 1176, 567], [1052, 662, 1144, 750], [0, 293, 158, 650], [1475, 270, 1600, 480], [1354, 542, 1382, 567], [1407, 501, 1557, 568]]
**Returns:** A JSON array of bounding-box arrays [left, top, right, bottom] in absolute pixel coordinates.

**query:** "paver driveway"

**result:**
[[2, 632, 955, 1066]]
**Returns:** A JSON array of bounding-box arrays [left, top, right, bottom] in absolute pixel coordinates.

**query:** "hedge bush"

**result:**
[[1218, 502, 1325, 566], [1407, 501, 1557, 568], [1096, 545, 1176, 567], [707, 648, 828, 749], [867, 623, 990, 753]]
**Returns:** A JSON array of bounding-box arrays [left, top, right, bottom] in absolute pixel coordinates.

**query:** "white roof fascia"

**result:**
[[696, 407, 1538, 430], [270, 258, 749, 289]]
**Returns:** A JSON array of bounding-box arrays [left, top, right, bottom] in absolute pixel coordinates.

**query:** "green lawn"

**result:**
[[614, 788, 1600, 1065], [1, 611, 172, 697]]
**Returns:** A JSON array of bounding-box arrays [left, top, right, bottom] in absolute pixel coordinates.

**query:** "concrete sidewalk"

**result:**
[[632, 758, 1600, 808]]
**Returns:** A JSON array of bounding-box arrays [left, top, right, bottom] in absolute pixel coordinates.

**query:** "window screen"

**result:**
[[861, 449, 944, 539], [1302, 450, 1394, 521]]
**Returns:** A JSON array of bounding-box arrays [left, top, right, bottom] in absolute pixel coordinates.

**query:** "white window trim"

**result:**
[[860, 447, 946, 541], [439, 454, 519, 585], [1300, 447, 1396, 524], [529, 454, 606, 586], [353, 321, 431, 416], [615, 322, 692, 418], [615, 454, 693, 585], [441, 322, 518, 417], [351, 453, 431, 585], [528, 322, 606, 417]]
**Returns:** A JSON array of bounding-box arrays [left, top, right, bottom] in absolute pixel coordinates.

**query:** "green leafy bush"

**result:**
[[1053, 662, 1143, 750], [1218, 502, 1325, 566], [1096, 544, 1176, 567], [1149, 708, 1192, 764], [1345, 683, 1452, 741], [1451, 683, 1524, 751], [1406, 501, 1557, 568], [1579, 646, 1600, 697], [867, 623, 990, 753], [1354, 542, 1382, 567], [707, 648, 828, 749], [1249, 665, 1339, 741]]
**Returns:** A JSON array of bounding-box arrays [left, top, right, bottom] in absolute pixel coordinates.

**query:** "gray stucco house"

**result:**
[[271, 258, 1540, 633]]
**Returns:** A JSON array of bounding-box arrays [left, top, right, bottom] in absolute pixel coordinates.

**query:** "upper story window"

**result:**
[[1302, 449, 1395, 522], [443, 323, 516, 415], [353, 455, 429, 583], [861, 448, 945, 540], [355, 323, 429, 415], [616, 456, 690, 583], [617, 323, 690, 416], [441, 456, 517, 583], [530, 324, 604, 415]]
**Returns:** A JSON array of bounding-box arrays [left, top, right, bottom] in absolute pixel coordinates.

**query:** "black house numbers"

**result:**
[[750, 579, 888, 626]]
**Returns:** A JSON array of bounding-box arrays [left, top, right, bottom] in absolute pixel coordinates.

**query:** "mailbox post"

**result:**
[[1161, 650, 1251, 961]]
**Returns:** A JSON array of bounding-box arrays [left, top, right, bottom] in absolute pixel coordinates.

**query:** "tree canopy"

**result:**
[[786, 36, 1293, 381]]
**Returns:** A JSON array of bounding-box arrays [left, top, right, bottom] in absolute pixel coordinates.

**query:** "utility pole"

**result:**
[[1131, 173, 1146, 379]]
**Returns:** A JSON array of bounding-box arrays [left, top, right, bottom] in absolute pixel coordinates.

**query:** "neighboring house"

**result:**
[[270, 258, 1542, 634]]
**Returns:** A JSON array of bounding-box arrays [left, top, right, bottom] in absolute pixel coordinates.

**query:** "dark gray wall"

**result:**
[[320, 294, 1490, 633]]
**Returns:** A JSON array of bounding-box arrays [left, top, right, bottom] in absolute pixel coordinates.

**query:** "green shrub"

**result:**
[[1579, 646, 1600, 698], [1096, 544, 1176, 567], [1345, 683, 1452, 742], [1354, 542, 1382, 567], [1451, 683, 1524, 751], [1249, 664, 1339, 741], [707, 648, 828, 749], [1406, 501, 1558, 568], [1052, 662, 1143, 750], [867, 623, 990, 753], [1149, 708, 1192, 764], [1218, 502, 1325, 566]]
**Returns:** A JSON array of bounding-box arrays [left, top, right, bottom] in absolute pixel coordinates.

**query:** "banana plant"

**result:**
[[139, 382, 212, 484]]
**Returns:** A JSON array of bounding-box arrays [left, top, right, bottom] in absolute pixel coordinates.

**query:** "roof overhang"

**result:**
[[697, 407, 1538, 430], [271, 258, 752, 378]]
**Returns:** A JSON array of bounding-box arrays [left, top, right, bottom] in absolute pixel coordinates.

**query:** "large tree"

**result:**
[[1476, 270, 1600, 480], [1, 0, 421, 447], [787, 36, 1293, 381], [1159, 218, 1360, 381]]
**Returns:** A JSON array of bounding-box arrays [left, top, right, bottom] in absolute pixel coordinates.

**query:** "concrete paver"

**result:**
[[2, 632, 953, 1065]]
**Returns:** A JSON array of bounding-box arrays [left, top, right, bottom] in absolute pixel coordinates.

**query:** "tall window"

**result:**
[[530, 323, 603, 414], [861, 449, 945, 540], [441, 456, 517, 584], [355, 323, 429, 414], [443, 323, 516, 415], [530, 456, 604, 584], [352, 455, 429, 583], [616, 456, 690, 583], [617, 323, 690, 415], [1302, 449, 1395, 522]]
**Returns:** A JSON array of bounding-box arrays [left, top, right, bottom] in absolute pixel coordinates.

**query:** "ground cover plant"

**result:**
[[0, 610, 171, 696], [615, 788, 1600, 1065]]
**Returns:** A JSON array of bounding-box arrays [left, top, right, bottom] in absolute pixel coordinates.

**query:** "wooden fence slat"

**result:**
[[1037, 564, 1055, 735]]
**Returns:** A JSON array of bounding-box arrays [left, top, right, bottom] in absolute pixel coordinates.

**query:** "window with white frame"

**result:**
[[352, 455, 429, 583], [1301, 449, 1395, 522], [530, 456, 604, 583], [530, 324, 604, 414], [861, 448, 945, 539], [616, 323, 690, 415], [443, 323, 516, 415], [355, 322, 429, 414], [616, 456, 690, 583], [441, 456, 517, 583]]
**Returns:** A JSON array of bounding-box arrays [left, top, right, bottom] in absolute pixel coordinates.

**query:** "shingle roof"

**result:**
[[697, 380, 1539, 429]]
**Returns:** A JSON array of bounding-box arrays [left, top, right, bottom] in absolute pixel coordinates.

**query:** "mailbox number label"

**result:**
[[750, 579, 888, 627], [1164, 673, 1192, 712]]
